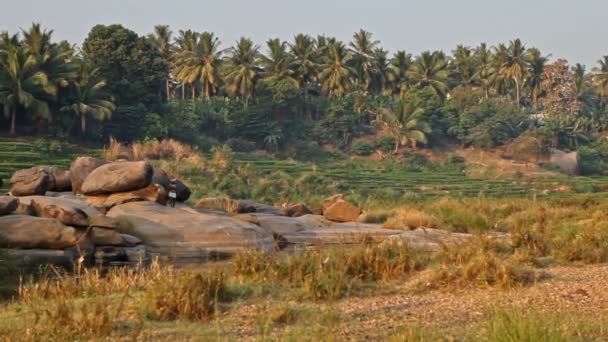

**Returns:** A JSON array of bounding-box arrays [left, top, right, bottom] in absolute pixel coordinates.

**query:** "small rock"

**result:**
[[323, 200, 362, 223]]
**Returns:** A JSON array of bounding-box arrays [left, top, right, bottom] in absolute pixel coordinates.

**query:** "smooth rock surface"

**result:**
[[107, 201, 274, 259], [90, 227, 125, 246], [81, 161, 153, 195], [70, 157, 107, 194], [19, 195, 105, 227], [86, 184, 168, 208], [0, 215, 77, 249], [10, 167, 50, 196], [1, 248, 79, 271]]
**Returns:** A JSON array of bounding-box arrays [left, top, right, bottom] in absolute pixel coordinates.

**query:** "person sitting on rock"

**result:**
[[168, 179, 177, 208]]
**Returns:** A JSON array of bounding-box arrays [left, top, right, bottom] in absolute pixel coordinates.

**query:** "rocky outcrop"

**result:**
[[81, 161, 153, 195], [42, 166, 72, 192], [0, 196, 19, 215], [0, 215, 77, 249], [89, 228, 125, 246], [19, 196, 105, 227], [107, 201, 274, 259], [195, 197, 284, 215], [70, 157, 107, 194], [322, 194, 345, 213], [152, 167, 171, 190], [283, 203, 312, 217], [9, 167, 50, 196]]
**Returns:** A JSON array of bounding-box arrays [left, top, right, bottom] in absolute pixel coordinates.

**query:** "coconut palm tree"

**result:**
[[371, 48, 391, 95], [388, 50, 412, 97], [318, 41, 354, 97], [474, 43, 496, 99], [261, 38, 296, 84], [373, 99, 431, 153], [149, 25, 173, 99], [61, 59, 115, 133], [174, 31, 223, 99], [349, 29, 379, 93], [526, 48, 549, 111], [592, 56, 608, 98], [0, 35, 55, 134], [500, 39, 529, 107], [289, 34, 318, 92], [407, 51, 449, 97], [223, 37, 261, 102], [450, 45, 479, 90]]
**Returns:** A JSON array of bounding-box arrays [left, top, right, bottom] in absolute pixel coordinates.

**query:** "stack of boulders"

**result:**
[[1, 157, 193, 269], [2, 156, 473, 270]]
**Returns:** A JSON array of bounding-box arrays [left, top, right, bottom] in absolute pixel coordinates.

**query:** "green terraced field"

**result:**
[[0, 138, 101, 193], [232, 155, 608, 199]]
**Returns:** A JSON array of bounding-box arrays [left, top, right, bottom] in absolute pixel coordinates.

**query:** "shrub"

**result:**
[[226, 138, 257, 152], [383, 208, 438, 230], [426, 236, 537, 289], [143, 270, 228, 321], [351, 139, 375, 156], [446, 153, 465, 164], [375, 136, 395, 153], [552, 224, 608, 263], [428, 198, 491, 232]]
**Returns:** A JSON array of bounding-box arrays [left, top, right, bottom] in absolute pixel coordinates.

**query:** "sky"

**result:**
[[0, 0, 606, 67]]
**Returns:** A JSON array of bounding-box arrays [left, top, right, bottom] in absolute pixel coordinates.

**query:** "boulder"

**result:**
[[0, 196, 19, 215], [195, 197, 283, 215], [107, 201, 274, 260], [86, 184, 168, 208], [239, 200, 284, 215], [70, 157, 107, 194], [549, 148, 578, 175], [1, 248, 79, 271], [323, 200, 362, 222], [121, 234, 143, 247], [20, 196, 104, 227], [322, 194, 345, 213], [283, 203, 312, 217], [175, 179, 191, 202], [43, 166, 72, 192], [9, 167, 50, 196], [0, 215, 77, 249], [81, 161, 153, 195], [89, 228, 125, 246], [152, 167, 170, 190]]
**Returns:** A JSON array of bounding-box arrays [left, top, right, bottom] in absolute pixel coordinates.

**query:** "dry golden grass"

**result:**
[[103, 137, 205, 168], [383, 208, 438, 230]]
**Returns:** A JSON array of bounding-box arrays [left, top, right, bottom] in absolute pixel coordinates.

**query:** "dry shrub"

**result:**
[[426, 236, 538, 289], [234, 241, 421, 300], [552, 224, 608, 264], [103, 137, 205, 168], [427, 198, 491, 232], [102, 136, 125, 160], [142, 269, 227, 321], [383, 208, 438, 230]]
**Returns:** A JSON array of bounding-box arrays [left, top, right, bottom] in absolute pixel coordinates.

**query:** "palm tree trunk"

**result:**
[[166, 79, 170, 100], [514, 77, 520, 108], [205, 82, 210, 99], [81, 114, 87, 133], [192, 83, 196, 101], [182, 84, 185, 99], [10, 110, 16, 135], [393, 138, 400, 154]]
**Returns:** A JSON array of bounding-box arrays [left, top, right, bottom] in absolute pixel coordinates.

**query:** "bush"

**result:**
[[143, 270, 227, 321], [577, 146, 605, 175], [446, 153, 465, 164], [428, 198, 491, 232], [375, 136, 395, 153], [383, 208, 438, 230], [226, 138, 257, 152], [351, 139, 375, 156]]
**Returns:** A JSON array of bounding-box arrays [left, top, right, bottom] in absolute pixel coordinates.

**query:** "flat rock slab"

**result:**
[[0, 215, 77, 249], [252, 214, 471, 248], [106, 201, 274, 260], [0, 196, 19, 215], [18, 195, 108, 227], [1, 248, 79, 271]]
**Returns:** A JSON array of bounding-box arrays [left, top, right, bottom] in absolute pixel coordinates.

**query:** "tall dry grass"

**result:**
[[103, 137, 205, 168]]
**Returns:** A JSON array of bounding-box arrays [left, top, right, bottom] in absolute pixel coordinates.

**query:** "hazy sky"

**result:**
[[1, 0, 606, 67]]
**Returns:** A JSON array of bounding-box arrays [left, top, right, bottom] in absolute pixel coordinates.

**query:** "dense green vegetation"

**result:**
[[1, 24, 608, 174]]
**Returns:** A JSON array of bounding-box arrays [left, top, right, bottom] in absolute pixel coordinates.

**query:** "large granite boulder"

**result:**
[[19, 196, 105, 227], [0, 196, 19, 215], [42, 166, 72, 192], [322, 194, 345, 213], [1, 248, 79, 271], [70, 157, 107, 194], [81, 161, 153, 195], [89, 228, 125, 246], [0, 215, 77, 249], [107, 201, 274, 260], [283, 203, 312, 217], [87, 184, 168, 209], [323, 200, 362, 222], [9, 167, 50, 196]]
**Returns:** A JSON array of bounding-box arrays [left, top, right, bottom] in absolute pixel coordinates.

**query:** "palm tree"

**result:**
[[349, 29, 379, 93], [592, 56, 608, 98], [475, 43, 496, 99], [261, 38, 296, 84], [373, 99, 431, 153], [0, 35, 55, 134], [526, 48, 548, 111], [371, 48, 391, 95], [318, 41, 354, 97], [223, 37, 261, 102], [149, 25, 173, 99], [450, 45, 479, 90], [500, 38, 529, 107], [388, 50, 412, 97], [289, 34, 318, 92], [407, 51, 449, 97], [61, 60, 115, 133], [174, 31, 223, 99]]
